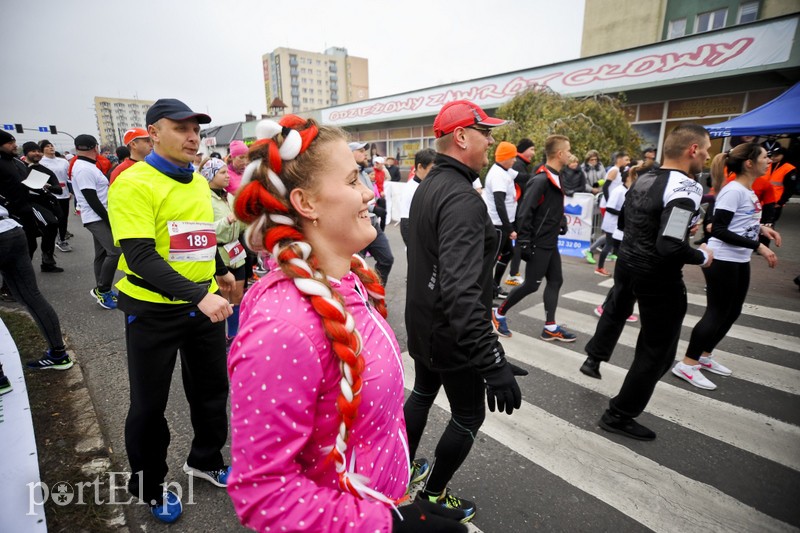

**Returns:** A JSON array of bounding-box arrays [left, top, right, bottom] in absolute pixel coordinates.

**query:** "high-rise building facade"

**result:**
[[262, 47, 368, 113], [580, 0, 798, 57], [94, 96, 155, 148]]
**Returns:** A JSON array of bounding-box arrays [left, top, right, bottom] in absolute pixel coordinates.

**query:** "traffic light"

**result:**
[[49, 125, 58, 135], [14, 124, 23, 134]]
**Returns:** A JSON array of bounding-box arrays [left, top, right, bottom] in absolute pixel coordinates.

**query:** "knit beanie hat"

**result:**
[[516, 138, 534, 153], [229, 140, 248, 158], [22, 141, 41, 155], [495, 141, 517, 162], [0, 130, 15, 146], [200, 158, 226, 181]]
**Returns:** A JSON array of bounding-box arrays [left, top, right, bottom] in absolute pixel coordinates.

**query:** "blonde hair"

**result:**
[[233, 116, 394, 505]]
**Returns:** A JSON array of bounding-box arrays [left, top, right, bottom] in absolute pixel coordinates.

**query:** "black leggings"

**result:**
[[493, 226, 514, 287], [403, 361, 486, 495], [498, 246, 562, 322], [57, 198, 71, 241], [685, 259, 750, 361], [597, 232, 618, 269]]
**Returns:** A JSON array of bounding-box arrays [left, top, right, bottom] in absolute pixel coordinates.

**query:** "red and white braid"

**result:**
[[233, 116, 396, 507]]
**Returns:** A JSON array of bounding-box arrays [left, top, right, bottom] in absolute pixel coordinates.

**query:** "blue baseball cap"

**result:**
[[146, 98, 211, 126]]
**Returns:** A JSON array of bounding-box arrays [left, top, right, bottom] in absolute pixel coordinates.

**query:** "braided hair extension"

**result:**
[[233, 116, 394, 506]]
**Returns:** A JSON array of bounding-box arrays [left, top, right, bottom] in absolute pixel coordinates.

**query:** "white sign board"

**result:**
[[321, 18, 797, 127]]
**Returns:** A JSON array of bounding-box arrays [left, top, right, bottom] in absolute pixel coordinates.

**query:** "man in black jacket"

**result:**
[[505, 138, 536, 286], [493, 134, 576, 342], [22, 141, 64, 272], [582, 123, 713, 441], [404, 100, 527, 523]]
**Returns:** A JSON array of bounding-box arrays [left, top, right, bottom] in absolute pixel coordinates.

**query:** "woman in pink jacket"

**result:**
[[226, 140, 249, 194], [228, 115, 464, 533]]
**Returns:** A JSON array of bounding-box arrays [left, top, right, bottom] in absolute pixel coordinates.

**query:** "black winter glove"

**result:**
[[482, 361, 528, 415], [559, 216, 568, 235], [518, 240, 533, 261], [392, 499, 467, 532]]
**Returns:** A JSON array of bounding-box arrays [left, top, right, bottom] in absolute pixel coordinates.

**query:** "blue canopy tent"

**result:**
[[705, 83, 800, 138]]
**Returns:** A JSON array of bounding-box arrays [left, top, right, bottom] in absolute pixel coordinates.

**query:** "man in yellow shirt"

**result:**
[[108, 98, 234, 524]]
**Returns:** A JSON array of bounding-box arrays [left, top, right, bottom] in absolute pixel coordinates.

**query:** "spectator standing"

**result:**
[[399, 148, 436, 246], [21, 141, 64, 273], [405, 100, 527, 523], [385, 156, 402, 181], [225, 140, 248, 194], [201, 158, 246, 352], [38, 139, 73, 252], [351, 142, 395, 283], [561, 154, 591, 196]]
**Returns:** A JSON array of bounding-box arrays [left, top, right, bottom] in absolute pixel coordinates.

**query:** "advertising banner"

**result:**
[[558, 193, 595, 257]]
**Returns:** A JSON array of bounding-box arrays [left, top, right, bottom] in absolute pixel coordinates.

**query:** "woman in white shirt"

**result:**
[[674, 143, 781, 391]]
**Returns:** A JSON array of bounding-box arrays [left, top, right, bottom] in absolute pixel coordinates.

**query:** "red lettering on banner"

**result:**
[[563, 38, 754, 85]]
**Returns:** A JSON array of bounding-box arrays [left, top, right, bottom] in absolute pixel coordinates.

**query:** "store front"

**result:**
[[315, 14, 799, 171]]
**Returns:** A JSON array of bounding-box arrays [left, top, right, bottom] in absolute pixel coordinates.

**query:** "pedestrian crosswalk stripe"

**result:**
[[597, 278, 615, 288], [548, 302, 800, 396], [401, 352, 795, 533], [500, 323, 800, 472], [563, 290, 798, 353]]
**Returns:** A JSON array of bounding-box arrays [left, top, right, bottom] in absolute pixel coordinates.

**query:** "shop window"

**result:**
[[738, 1, 759, 24], [695, 8, 727, 33], [667, 18, 687, 39], [638, 102, 664, 121]]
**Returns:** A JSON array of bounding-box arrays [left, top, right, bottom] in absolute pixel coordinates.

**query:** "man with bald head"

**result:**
[[108, 98, 235, 523], [403, 100, 527, 523]]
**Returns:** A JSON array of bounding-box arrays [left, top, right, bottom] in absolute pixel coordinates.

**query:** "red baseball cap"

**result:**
[[433, 99, 507, 138], [123, 127, 149, 146]]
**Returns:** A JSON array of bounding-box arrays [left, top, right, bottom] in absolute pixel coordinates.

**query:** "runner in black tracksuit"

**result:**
[[584, 124, 713, 441], [494, 135, 576, 342]]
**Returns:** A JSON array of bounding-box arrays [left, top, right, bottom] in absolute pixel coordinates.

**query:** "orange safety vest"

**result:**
[[765, 161, 796, 200]]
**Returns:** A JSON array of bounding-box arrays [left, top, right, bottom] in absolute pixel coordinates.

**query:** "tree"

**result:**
[[490, 86, 643, 168]]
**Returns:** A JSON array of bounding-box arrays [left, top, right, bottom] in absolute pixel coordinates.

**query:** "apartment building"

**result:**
[[261, 46, 368, 113], [94, 96, 154, 148]]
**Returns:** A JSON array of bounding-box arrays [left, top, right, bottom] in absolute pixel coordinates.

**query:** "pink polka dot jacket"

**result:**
[[228, 268, 410, 532]]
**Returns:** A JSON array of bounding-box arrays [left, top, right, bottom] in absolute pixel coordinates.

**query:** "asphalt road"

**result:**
[[13, 201, 800, 532]]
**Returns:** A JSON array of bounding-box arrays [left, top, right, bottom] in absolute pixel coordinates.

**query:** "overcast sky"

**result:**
[[1, 0, 584, 151]]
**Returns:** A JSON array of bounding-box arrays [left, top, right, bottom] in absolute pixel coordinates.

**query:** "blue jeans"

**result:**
[[0, 227, 65, 351]]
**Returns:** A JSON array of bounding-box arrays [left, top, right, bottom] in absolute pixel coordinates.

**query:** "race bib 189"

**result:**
[[167, 220, 217, 262]]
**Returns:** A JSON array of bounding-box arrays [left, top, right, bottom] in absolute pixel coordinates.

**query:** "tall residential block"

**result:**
[[262, 47, 369, 114], [580, 0, 799, 57], [94, 96, 155, 148]]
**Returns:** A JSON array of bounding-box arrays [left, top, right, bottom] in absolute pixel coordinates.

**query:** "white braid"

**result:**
[[279, 129, 302, 160], [255, 119, 282, 140], [269, 214, 294, 226], [244, 214, 269, 252], [240, 159, 260, 188], [267, 169, 287, 196]]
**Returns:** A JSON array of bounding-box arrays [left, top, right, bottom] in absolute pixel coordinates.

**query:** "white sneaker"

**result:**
[[699, 355, 732, 376], [672, 362, 717, 390]]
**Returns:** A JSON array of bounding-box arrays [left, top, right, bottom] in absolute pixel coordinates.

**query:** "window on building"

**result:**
[[667, 18, 687, 38], [738, 1, 759, 23], [695, 8, 727, 32], [302, 97, 308, 103]]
